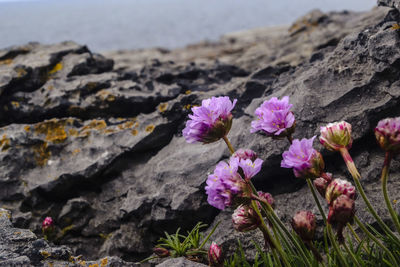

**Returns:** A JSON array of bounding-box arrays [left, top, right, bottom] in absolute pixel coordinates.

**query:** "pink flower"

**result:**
[[281, 136, 325, 179], [42, 217, 53, 230], [232, 148, 258, 162], [327, 195, 355, 225], [251, 96, 295, 137], [205, 156, 263, 210], [182, 96, 237, 144], [375, 117, 400, 153], [320, 121, 353, 151]]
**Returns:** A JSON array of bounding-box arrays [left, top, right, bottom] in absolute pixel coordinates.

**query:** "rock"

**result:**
[[378, 0, 400, 9], [155, 257, 208, 267], [0, 3, 400, 265]]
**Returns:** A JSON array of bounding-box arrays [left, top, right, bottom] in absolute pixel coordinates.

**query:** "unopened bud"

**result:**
[[375, 117, 400, 154], [208, 242, 223, 267], [232, 204, 261, 232], [153, 247, 170, 258], [327, 195, 355, 225], [291, 211, 316, 241], [325, 178, 356, 205], [232, 149, 258, 162], [320, 121, 352, 152]]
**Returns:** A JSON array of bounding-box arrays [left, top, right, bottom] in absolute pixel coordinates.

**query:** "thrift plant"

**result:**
[[147, 95, 400, 266]]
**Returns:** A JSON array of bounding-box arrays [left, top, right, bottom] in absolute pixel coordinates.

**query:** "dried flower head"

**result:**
[[257, 191, 275, 209], [291, 210, 316, 241], [153, 247, 170, 258], [375, 117, 400, 153], [281, 136, 325, 179], [320, 121, 353, 151], [232, 204, 261, 232], [251, 96, 295, 137], [182, 96, 237, 144]]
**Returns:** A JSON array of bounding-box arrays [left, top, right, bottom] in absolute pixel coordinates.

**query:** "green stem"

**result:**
[[306, 241, 323, 262], [306, 179, 327, 223], [354, 216, 398, 266], [327, 224, 349, 267], [306, 178, 348, 266], [342, 240, 361, 267], [222, 135, 235, 154], [249, 183, 312, 266], [251, 201, 292, 267], [381, 152, 400, 234], [271, 248, 283, 267], [347, 223, 370, 254], [340, 148, 400, 245]]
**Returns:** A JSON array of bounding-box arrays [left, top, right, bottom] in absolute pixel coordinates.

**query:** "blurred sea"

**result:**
[[0, 0, 376, 52]]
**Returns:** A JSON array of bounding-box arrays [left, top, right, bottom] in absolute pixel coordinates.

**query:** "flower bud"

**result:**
[[291, 211, 316, 241], [375, 117, 400, 153], [232, 148, 258, 162], [314, 177, 329, 197], [153, 247, 170, 258], [232, 205, 261, 232], [208, 242, 223, 267], [325, 178, 356, 205], [42, 217, 54, 232], [327, 195, 355, 225], [320, 121, 353, 151], [257, 191, 275, 209]]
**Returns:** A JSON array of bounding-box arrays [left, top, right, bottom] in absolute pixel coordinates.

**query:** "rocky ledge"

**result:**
[[1, 1, 400, 266]]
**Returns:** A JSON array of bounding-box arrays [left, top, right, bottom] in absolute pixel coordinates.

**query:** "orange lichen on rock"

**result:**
[[48, 62, 63, 75], [185, 90, 192, 95], [11, 101, 20, 108], [15, 67, 27, 78], [0, 134, 10, 151], [97, 90, 116, 102], [82, 120, 107, 131], [0, 59, 13, 65], [33, 141, 51, 166], [158, 102, 168, 113], [34, 119, 69, 143], [24, 126, 31, 132], [131, 129, 138, 136], [145, 125, 155, 133], [100, 258, 108, 267]]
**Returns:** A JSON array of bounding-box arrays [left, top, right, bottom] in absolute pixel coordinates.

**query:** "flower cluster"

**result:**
[[232, 204, 261, 232], [281, 136, 324, 179], [251, 96, 295, 137], [205, 153, 263, 210], [182, 96, 237, 144]]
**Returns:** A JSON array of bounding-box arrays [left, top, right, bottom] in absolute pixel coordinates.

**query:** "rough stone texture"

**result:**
[[1, 4, 400, 266], [378, 0, 400, 10]]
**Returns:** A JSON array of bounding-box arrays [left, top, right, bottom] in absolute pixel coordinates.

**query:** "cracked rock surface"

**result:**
[[1, 3, 400, 266]]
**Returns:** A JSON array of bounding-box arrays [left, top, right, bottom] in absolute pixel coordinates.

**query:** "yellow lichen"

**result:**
[[15, 67, 27, 78], [60, 224, 74, 237], [183, 104, 191, 110], [82, 120, 107, 131], [24, 126, 31, 132], [85, 82, 98, 91], [100, 258, 108, 267], [0, 134, 10, 151], [99, 233, 112, 240], [0, 210, 11, 219], [34, 119, 68, 143], [33, 141, 51, 166], [145, 125, 155, 133], [11, 101, 20, 108], [131, 129, 138, 136], [89, 264, 99, 267], [68, 128, 78, 137], [97, 90, 116, 102], [0, 59, 13, 65], [48, 63, 63, 75], [14, 231, 21, 235], [185, 90, 191, 95], [393, 199, 398, 204], [72, 148, 81, 155], [47, 85, 54, 90], [117, 121, 135, 130], [392, 23, 400, 30], [103, 129, 115, 134], [158, 102, 168, 113], [40, 250, 51, 259]]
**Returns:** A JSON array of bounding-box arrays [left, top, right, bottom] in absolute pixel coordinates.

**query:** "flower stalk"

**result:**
[[381, 151, 400, 234]]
